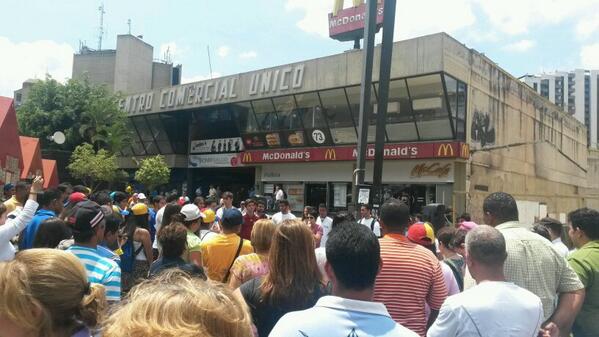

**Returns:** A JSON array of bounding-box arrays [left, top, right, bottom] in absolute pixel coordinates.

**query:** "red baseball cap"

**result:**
[[68, 192, 87, 204], [407, 222, 436, 246]]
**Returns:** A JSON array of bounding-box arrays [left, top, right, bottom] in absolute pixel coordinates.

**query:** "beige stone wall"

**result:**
[[442, 35, 590, 222]]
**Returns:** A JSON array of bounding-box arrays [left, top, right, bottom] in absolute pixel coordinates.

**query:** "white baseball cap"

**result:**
[[137, 193, 147, 200], [180, 204, 201, 222]]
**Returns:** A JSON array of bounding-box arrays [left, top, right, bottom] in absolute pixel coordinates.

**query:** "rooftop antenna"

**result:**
[[98, 3, 105, 50], [127, 18, 131, 35], [207, 45, 213, 79]]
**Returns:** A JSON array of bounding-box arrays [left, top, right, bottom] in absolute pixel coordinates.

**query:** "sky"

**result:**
[[0, 0, 598, 97]]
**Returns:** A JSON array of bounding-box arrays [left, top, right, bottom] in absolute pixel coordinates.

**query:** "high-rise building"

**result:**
[[72, 34, 182, 94], [523, 70, 599, 148]]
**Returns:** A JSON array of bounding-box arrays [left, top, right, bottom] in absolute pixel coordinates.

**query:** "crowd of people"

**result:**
[[0, 177, 598, 337]]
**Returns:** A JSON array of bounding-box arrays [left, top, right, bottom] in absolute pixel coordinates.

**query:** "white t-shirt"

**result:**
[[359, 217, 381, 237], [152, 205, 166, 250], [199, 229, 218, 243], [317, 216, 333, 248], [551, 238, 570, 258], [275, 189, 285, 201], [272, 211, 297, 225], [428, 281, 544, 337]]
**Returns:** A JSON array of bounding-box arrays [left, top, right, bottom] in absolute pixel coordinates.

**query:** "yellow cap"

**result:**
[[131, 203, 148, 216], [201, 209, 216, 223]]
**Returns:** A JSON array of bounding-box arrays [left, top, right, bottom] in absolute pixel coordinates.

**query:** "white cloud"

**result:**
[[239, 51, 257, 59], [217, 46, 230, 58], [182, 72, 223, 83], [576, 14, 599, 40], [581, 43, 599, 69], [286, 0, 477, 40], [0, 37, 74, 97], [472, 0, 599, 35], [503, 39, 536, 52]]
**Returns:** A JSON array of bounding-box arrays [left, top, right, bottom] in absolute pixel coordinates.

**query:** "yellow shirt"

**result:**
[[200, 233, 253, 282], [3, 196, 22, 214]]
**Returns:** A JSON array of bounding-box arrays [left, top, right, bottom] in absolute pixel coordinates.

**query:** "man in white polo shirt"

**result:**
[[428, 225, 548, 337], [316, 203, 333, 248], [271, 199, 296, 225], [269, 222, 417, 337]]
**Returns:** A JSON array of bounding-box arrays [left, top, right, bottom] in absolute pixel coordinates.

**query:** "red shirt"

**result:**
[[373, 233, 448, 337], [241, 212, 259, 240]]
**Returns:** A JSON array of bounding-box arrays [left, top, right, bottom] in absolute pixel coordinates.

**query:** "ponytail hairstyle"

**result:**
[[0, 249, 107, 335]]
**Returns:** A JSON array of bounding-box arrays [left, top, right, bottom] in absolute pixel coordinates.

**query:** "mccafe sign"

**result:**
[[120, 64, 306, 115]]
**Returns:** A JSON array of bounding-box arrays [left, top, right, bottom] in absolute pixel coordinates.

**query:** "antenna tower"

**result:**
[[98, 3, 105, 50], [127, 19, 131, 34]]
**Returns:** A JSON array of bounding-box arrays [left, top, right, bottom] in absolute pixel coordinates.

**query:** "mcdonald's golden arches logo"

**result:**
[[242, 152, 253, 163], [325, 148, 337, 160], [332, 0, 381, 16], [460, 143, 470, 158], [437, 143, 455, 157]]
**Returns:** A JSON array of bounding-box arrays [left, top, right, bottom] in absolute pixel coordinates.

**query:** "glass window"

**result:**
[[131, 141, 146, 156], [252, 99, 278, 131], [160, 112, 190, 154], [456, 81, 467, 141], [144, 141, 159, 155], [273, 96, 301, 130], [444, 75, 458, 120], [407, 74, 453, 140], [232, 102, 258, 133], [145, 115, 169, 141], [297, 92, 328, 129], [319, 88, 357, 144], [381, 79, 419, 142], [346, 85, 380, 143], [132, 117, 154, 142]]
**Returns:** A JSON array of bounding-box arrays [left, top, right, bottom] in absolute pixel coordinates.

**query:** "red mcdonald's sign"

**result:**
[[240, 142, 469, 164]]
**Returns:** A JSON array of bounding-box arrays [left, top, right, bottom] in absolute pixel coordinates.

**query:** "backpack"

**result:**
[[120, 238, 143, 273], [444, 259, 464, 292]]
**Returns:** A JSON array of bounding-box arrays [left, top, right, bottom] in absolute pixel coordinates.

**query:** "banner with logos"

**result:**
[[188, 153, 244, 168], [241, 141, 469, 164], [190, 137, 244, 154]]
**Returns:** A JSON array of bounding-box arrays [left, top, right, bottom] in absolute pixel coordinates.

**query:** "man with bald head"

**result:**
[[429, 225, 544, 337], [477, 192, 584, 337]]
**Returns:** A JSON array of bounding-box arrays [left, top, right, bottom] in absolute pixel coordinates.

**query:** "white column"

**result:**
[[575, 69, 586, 124], [591, 70, 598, 148]]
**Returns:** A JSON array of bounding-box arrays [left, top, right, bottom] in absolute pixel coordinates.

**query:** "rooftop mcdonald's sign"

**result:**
[[329, 0, 384, 42], [240, 142, 469, 164]]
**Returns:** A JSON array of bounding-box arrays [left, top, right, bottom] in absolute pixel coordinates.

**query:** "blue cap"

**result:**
[[3, 183, 14, 192], [222, 208, 243, 227]]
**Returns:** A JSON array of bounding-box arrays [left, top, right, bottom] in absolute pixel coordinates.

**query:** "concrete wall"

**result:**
[[114, 35, 153, 94], [72, 50, 116, 91], [585, 149, 599, 209], [440, 36, 590, 223], [151, 62, 173, 89]]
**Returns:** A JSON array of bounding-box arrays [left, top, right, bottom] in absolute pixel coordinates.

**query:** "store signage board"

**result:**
[[241, 142, 469, 164], [329, 0, 384, 42], [190, 137, 244, 154], [188, 153, 244, 168]]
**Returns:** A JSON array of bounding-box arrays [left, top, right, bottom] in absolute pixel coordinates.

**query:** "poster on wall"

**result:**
[[188, 153, 243, 168], [333, 183, 347, 208], [190, 137, 244, 154], [470, 89, 497, 149], [285, 184, 305, 212]]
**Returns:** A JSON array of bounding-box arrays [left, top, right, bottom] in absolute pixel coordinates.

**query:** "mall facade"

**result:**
[[118, 33, 595, 222]]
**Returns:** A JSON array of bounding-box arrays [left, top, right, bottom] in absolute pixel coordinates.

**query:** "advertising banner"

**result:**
[[188, 153, 244, 168], [190, 137, 244, 154]]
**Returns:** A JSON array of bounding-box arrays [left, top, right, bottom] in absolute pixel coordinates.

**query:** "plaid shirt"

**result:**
[[466, 221, 583, 320]]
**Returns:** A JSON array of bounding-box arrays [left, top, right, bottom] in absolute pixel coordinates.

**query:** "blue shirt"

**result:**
[[67, 245, 122, 302], [19, 209, 56, 250], [269, 296, 418, 337], [149, 208, 157, 242]]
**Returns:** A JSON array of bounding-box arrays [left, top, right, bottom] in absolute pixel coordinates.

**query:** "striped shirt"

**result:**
[[67, 245, 122, 302], [373, 234, 447, 337]]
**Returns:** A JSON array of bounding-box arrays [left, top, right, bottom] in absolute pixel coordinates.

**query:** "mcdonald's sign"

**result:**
[[437, 143, 455, 157], [325, 148, 337, 160], [329, 0, 384, 42], [242, 152, 253, 163], [460, 143, 470, 159]]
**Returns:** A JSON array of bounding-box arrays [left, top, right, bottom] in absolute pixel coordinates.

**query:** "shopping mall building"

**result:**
[[118, 33, 599, 222]]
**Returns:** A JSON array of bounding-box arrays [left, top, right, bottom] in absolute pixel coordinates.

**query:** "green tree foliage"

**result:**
[[17, 75, 131, 153], [68, 143, 126, 191], [134, 155, 171, 191]]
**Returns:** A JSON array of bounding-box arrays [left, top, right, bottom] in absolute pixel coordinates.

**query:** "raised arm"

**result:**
[[0, 176, 43, 244]]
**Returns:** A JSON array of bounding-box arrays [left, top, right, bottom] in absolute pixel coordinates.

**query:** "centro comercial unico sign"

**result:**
[[329, 0, 384, 42]]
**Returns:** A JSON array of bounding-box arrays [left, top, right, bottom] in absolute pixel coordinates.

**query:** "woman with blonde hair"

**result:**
[[104, 270, 253, 337], [0, 248, 106, 337], [236, 219, 327, 337], [228, 219, 276, 289]]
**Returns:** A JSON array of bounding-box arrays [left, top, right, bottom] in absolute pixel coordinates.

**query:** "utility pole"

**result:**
[[352, 0, 378, 211], [372, 0, 397, 207], [98, 3, 105, 50], [127, 18, 131, 35]]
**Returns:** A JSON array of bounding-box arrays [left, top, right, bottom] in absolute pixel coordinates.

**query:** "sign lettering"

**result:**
[[410, 163, 452, 178]]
